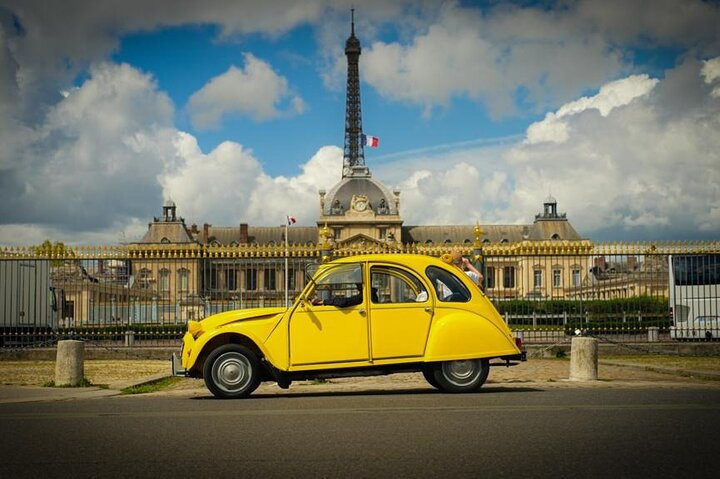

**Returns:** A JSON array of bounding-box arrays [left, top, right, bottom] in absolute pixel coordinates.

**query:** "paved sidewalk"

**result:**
[[2, 358, 718, 404]]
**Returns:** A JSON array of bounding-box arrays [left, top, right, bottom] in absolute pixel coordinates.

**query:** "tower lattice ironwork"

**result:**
[[342, 9, 369, 178]]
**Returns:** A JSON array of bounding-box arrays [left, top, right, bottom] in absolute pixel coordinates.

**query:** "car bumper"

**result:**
[[171, 351, 187, 376], [499, 351, 527, 362]]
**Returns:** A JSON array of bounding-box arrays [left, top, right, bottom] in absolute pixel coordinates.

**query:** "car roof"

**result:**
[[329, 253, 448, 269]]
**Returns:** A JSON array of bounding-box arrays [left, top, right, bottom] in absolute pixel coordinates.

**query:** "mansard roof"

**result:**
[[138, 220, 195, 244], [401, 221, 582, 244], [200, 226, 319, 246]]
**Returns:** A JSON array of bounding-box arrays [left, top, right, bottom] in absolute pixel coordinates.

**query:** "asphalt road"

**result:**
[[1, 387, 719, 479]]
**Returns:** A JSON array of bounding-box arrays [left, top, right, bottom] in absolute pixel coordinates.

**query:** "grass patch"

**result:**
[[43, 378, 94, 388], [121, 376, 180, 395]]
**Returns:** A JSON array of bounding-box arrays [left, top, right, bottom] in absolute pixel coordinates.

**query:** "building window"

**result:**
[[245, 268, 257, 291], [287, 268, 296, 290], [503, 266, 515, 289], [572, 269, 581, 287], [177, 269, 189, 292], [227, 268, 237, 291], [264, 268, 276, 290], [333, 228, 341, 240], [209, 266, 219, 290], [379, 228, 387, 240], [533, 270, 543, 288], [159, 269, 170, 295], [553, 269, 562, 288], [486, 266, 495, 289], [139, 268, 151, 290]]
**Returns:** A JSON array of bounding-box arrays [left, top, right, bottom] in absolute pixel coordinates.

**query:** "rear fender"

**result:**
[[424, 312, 520, 362]]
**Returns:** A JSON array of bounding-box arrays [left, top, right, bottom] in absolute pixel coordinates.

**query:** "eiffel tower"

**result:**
[[342, 9, 370, 178]]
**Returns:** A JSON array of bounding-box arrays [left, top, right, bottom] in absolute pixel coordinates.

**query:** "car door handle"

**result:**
[[359, 308, 366, 315], [425, 307, 432, 313]]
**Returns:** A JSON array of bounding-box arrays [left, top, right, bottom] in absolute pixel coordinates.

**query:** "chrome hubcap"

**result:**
[[442, 360, 477, 386], [214, 352, 251, 393]]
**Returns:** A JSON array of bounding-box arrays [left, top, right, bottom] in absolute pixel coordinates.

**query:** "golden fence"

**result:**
[[1, 239, 718, 260]]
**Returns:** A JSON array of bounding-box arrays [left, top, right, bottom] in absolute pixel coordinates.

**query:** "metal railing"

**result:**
[[1, 241, 718, 349]]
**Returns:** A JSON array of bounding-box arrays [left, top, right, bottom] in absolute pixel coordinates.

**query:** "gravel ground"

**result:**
[[1, 356, 718, 392]]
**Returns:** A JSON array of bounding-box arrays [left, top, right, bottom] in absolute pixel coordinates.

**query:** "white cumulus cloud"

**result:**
[[526, 74, 659, 144], [187, 53, 305, 128], [503, 57, 720, 240]]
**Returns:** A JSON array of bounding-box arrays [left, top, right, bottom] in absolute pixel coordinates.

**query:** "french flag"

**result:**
[[361, 134, 379, 148], [287, 215, 297, 225]]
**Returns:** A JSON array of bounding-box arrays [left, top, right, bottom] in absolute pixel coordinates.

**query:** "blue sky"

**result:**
[[0, 0, 719, 245]]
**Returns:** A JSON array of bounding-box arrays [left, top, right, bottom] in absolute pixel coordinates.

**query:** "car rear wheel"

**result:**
[[203, 344, 261, 399], [432, 358, 489, 393]]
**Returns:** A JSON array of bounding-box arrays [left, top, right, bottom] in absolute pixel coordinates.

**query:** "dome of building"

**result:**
[[322, 176, 397, 216]]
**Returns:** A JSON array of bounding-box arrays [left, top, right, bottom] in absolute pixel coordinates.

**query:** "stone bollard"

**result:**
[[124, 330, 135, 347], [647, 326, 659, 342], [55, 340, 85, 386], [569, 336, 598, 381]]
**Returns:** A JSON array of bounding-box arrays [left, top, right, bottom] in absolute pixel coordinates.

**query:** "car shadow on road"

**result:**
[[189, 385, 542, 400]]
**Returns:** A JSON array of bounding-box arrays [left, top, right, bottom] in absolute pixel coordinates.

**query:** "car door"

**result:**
[[289, 263, 370, 367], [369, 264, 433, 360]]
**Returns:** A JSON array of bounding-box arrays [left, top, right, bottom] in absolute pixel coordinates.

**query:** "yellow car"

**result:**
[[172, 254, 525, 398]]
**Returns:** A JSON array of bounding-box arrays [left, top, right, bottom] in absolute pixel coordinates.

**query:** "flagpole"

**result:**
[[284, 217, 289, 308]]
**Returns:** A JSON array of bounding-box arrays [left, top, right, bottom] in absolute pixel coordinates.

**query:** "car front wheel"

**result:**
[[203, 344, 261, 399], [431, 358, 489, 393]]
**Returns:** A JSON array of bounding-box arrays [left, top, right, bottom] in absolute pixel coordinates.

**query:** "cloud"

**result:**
[[0, 55, 340, 245], [187, 53, 305, 128], [361, 1, 627, 117], [245, 146, 342, 225], [0, 62, 173, 235], [525, 74, 659, 144], [0, 1, 718, 247], [502, 57, 720, 240], [158, 138, 342, 228], [359, 0, 720, 118], [702, 57, 720, 98]]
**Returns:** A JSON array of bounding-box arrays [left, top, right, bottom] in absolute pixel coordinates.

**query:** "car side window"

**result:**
[[425, 266, 471, 302], [312, 264, 364, 304], [370, 266, 428, 303]]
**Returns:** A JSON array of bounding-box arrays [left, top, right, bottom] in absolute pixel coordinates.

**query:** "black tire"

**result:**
[[431, 358, 490, 393], [422, 367, 440, 390], [203, 344, 261, 399]]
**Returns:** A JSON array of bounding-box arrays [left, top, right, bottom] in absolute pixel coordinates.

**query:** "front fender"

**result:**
[[183, 317, 282, 374], [424, 311, 520, 362]]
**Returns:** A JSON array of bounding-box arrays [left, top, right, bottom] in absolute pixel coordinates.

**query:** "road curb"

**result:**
[[600, 360, 720, 381]]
